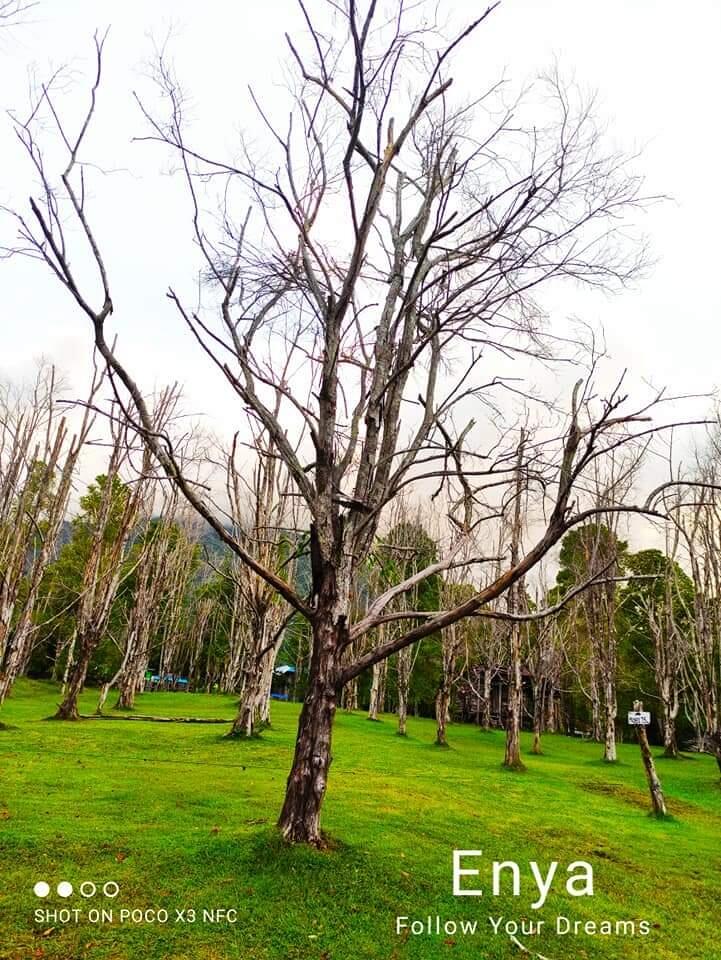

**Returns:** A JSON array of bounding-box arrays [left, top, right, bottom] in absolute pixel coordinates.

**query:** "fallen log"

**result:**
[[81, 713, 232, 724]]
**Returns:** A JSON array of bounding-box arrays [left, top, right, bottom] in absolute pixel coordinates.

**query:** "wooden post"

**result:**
[[632, 700, 667, 818]]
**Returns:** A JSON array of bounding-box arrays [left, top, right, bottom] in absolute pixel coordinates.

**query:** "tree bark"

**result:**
[[661, 699, 679, 759], [435, 681, 450, 747], [481, 668, 492, 729], [634, 700, 667, 816], [602, 676, 618, 763], [504, 638, 525, 770], [342, 676, 358, 712], [504, 433, 526, 771], [55, 633, 96, 720], [277, 614, 340, 846], [531, 677, 545, 754], [367, 658, 386, 721], [396, 646, 410, 735]]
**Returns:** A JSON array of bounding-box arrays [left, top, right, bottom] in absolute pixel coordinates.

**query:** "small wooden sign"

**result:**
[[628, 711, 651, 726]]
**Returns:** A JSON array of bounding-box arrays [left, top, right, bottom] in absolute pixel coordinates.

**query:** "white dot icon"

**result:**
[[57, 881, 73, 898], [33, 881, 50, 898]]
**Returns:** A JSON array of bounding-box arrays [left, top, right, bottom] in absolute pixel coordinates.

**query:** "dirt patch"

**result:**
[[581, 780, 656, 810], [581, 779, 715, 818]]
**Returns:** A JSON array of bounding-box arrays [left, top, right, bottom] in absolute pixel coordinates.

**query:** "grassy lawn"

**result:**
[[0, 679, 719, 960]]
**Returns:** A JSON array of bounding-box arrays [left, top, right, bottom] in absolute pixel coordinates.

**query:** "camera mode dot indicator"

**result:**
[[33, 881, 50, 898], [57, 881, 73, 898]]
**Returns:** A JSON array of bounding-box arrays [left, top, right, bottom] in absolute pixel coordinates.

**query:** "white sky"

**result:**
[[1, 0, 720, 550]]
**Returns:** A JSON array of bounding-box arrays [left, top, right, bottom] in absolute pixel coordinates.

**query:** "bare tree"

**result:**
[[224, 431, 300, 737], [0, 365, 98, 705], [110, 494, 196, 710], [9, 6, 703, 844], [525, 596, 566, 755], [503, 430, 528, 769], [434, 575, 474, 748], [670, 470, 721, 775], [53, 412, 155, 720]]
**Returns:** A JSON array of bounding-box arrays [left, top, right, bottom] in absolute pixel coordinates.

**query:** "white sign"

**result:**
[[627, 711, 651, 726]]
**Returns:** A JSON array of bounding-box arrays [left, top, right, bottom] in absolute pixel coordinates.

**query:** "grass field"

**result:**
[[0, 679, 719, 960]]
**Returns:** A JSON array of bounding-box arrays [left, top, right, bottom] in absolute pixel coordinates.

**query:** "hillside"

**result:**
[[0, 681, 719, 960]]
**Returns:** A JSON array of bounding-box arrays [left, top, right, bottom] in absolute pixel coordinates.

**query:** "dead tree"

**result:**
[[225, 430, 298, 738], [112, 497, 196, 709], [367, 652, 387, 722], [504, 431, 528, 770], [0, 366, 98, 704], [11, 6, 701, 844], [526, 585, 566, 755], [622, 540, 688, 759], [54, 416, 154, 720], [671, 473, 721, 775], [156, 511, 201, 681]]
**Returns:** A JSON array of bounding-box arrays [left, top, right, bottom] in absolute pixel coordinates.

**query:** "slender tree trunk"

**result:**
[[634, 701, 667, 816], [503, 432, 526, 770], [658, 674, 680, 758], [367, 658, 386, 721], [531, 677, 545, 754], [589, 654, 602, 741], [396, 646, 410, 735], [0, 631, 28, 705], [435, 681, 451, 746], [545, 686, 558, 733], [228, 619, 279, 736], [504, 640, 525, 769], [481, 668, 492, 729], [602, 671, 617, 763], [228, 661, 265, 737], [55, 634, 96, 720], [342, 677, 358, 711], [257, 651, 276, 726], [661, 690, 679, 759], [60, 631, 78, 695], [662, 715, 678, 759], [115, 625, 151, 710]]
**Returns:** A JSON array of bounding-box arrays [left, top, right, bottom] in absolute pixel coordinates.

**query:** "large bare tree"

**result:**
[[8, 4, 702, 843]]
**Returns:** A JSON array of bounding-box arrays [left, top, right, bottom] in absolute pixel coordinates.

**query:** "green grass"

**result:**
[[1, 679, 719, 960]]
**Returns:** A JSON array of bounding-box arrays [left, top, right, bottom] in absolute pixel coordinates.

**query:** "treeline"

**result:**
[[1, 369, 719, 775]]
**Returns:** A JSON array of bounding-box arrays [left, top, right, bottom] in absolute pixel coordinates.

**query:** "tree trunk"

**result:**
[[634, 701, 667, 816], [504, 642, 525, 770], [367, 658, 386, 721], [531, 677, 545, 755], [435, 682, 450, 746], [228, 662, 265, 738], [602, 676, 617, 762], [396, 646, 410, 736], [115, 624, 152, 710], [55, 634, 96, 720], [661, 711, 678, 759], [60, 630, 78, 695], [481, 667, 492, 729], [257, 652, 276, 726], [503, 433, 526, 770], [0, 630, 28, 705], [659, 678, 679, 758], [589, 654, 602, 741], [342, 677, 358, 712], [277, 619, 339, 846]]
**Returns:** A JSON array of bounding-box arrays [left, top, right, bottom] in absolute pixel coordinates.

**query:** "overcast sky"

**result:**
[[2, 0, 720, 547]]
